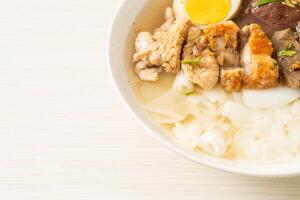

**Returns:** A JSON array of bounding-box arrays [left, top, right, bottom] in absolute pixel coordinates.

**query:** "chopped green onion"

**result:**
[[287, 43, 293, 50], [186, 92, 194, 96], [277, 43, 297, 57], [254, 0, 284, 7], [181, 57, 202, 65], [277, 50, 297, 57]]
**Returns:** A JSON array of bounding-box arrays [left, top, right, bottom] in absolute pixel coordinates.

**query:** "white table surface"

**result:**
[[1, 0, 300, 199]]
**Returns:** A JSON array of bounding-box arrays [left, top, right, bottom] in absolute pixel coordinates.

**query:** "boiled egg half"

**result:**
[[173, 0, 242, 26]]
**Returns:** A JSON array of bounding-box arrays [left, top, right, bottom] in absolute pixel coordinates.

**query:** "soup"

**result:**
[[130, 0, 300, 160]]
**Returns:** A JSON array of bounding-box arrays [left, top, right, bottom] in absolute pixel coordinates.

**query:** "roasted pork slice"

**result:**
[[132, 7, 190, 81], [241, 24, 279, 89], [272, 28, 300, 88], [203, 21, 243, 91]]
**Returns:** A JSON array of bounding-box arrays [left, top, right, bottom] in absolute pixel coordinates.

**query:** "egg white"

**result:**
[[173, 0, 186, 21]]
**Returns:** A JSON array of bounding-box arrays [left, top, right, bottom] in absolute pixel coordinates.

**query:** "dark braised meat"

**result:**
[[272, 28, 300, 88], [234, 0, 300, 37]]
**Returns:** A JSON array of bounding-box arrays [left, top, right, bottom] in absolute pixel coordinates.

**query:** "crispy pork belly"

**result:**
[[220, 68, 243, 92], [272, 28, 300, 88], [241, 24, 279, 89], [203, 21, 243, 91], [132, 7, 190, 81], [204, 21, 239, 52]]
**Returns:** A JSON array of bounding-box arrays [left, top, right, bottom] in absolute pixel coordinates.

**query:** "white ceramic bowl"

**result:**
[[108, 0, 300, 177]]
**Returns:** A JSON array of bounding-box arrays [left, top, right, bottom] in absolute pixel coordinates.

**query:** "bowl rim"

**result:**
[[107, 0, 300, 178]]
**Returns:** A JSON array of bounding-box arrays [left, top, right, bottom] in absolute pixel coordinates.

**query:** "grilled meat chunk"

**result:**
[[272, 28, 300, 88], [182, 27, 219, 90], [182, 22, 243, 91], [241, 24, 279, 89], [133, 7, 190, 81], [203, 21, 243, 91]]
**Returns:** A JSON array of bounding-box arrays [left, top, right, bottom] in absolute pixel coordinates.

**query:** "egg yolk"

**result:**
[[185, 0, 231, 25]]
